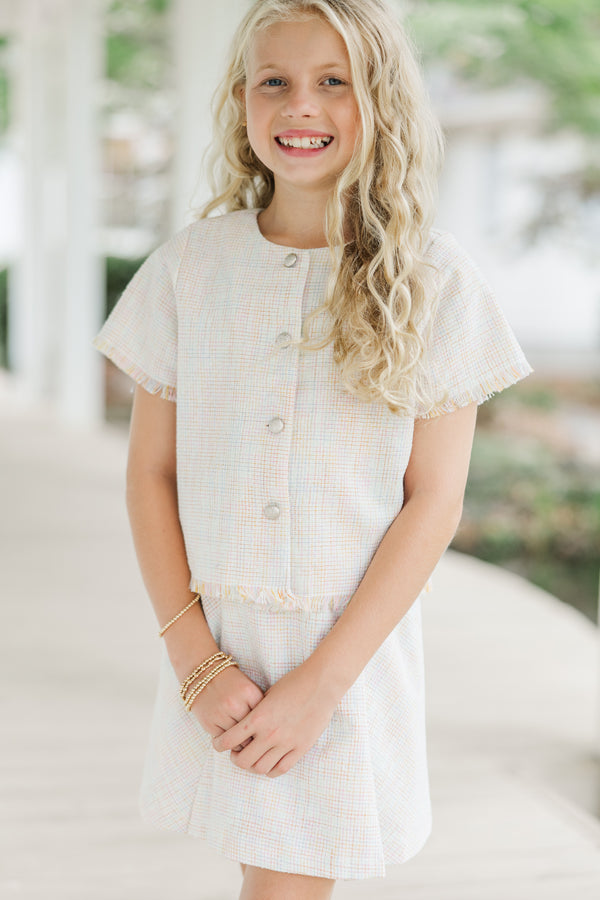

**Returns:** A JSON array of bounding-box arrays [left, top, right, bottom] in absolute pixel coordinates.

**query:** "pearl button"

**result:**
[[283, 252, 298, 268], [275, 331, 292, 347], [268, 416, 285, 433], [263, 502, 281, 520]]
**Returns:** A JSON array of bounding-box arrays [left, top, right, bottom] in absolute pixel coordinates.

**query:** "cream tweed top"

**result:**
[[93, 208, 532, 611]]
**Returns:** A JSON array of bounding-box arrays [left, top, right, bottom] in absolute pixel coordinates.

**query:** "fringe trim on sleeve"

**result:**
[[92, 336, 177, 402], [417, 360, 533, 420]]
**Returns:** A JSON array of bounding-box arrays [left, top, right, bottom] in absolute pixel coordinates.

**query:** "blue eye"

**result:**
[[264, 78, 285, 86], [324, 77, 344, 86]]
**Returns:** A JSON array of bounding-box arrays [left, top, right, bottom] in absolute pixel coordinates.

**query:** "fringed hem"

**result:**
[[416, 361, 533, 419], [190, 579, 347, 613], [190, 577, 433, 614], [92, 336, 177, 402]]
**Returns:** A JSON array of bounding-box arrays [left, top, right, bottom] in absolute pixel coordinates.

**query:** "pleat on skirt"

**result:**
[[139, 588, 432, 880]]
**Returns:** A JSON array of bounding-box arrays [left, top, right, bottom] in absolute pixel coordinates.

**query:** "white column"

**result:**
[[10, 0, 49, 399], [59, 0, 104, 425], [436, 130, 494, 256], [169, 0, 247, 232], [10, 0, 104, 425]]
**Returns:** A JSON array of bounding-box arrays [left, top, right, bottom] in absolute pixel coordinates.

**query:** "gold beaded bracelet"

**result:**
[[182, 657, 239, 711], [184, 659, 238, 711], [179, 652, 230, 700], [158, 593, 200, 638], [182, 655, 238, 707]]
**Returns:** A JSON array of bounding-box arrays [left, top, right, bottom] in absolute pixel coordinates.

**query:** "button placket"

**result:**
[[262, 250, 305, 526], [264, 412, 285, 520]]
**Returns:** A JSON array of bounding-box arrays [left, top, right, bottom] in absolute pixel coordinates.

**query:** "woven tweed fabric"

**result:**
[[92, 209, 532, 878], [92, 208, 533, 611], [140, 590, 432, 880]]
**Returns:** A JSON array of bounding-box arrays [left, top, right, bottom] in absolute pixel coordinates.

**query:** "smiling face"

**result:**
[[242, 16, 361, 196]]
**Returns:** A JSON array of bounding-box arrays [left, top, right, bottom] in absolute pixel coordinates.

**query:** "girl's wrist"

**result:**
[[168, 640, 223, 684], [301, 648, 356, 705], [162, 608, 222, 682], [180, 653, 238, 711]]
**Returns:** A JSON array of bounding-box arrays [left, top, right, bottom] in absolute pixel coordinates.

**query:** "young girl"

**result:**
[[93, 1, 532, 897]]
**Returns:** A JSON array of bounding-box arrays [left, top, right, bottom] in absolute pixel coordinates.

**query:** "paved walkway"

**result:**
[[2, 377, 600, 899]]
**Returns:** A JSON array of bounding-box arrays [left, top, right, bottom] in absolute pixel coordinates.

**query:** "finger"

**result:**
[[230, 737, 273, 769], [266, 748, 297, 778], [208, 715, 239, 739], [214, 713, 253, 751], [212, 719, 253, 752], [227, 718, 253, 752], [216, 716, 239, 733], [248, 746, 286, 776]]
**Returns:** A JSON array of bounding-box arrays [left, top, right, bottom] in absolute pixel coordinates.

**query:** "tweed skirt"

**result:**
[[139, 589, 432, 880]]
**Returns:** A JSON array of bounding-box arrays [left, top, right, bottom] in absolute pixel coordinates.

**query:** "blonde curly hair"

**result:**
[[198, 0, 445, 416]]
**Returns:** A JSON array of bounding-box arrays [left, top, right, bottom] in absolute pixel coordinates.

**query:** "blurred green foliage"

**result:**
[[454, 414, 600, 623], [0, 37, 9, 136], [106, 0, 172, 91], [105, 255, 147, 316], [506, 384, 558, 411], [406, 0, 600, 135]]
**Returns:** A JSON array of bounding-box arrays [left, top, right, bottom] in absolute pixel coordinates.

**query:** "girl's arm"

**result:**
[[306, 400, 478, 698], [126, 385, 263, 735], [212, 401, 478, 776]]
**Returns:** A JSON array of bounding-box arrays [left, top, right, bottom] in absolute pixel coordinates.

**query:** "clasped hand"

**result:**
[[211, 662, 339, 778]]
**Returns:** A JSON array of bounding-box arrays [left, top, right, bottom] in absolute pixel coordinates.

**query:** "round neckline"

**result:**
[[250, 208, 331, 253]]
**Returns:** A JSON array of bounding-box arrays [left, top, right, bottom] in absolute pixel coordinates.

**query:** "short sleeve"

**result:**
[[92, 228, 190, 402], [414, 231, 533, 418]]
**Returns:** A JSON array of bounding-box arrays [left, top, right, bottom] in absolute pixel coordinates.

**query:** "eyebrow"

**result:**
[[255, 61, 349, 72]]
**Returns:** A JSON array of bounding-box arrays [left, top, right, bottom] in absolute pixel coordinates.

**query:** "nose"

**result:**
[[280, 83, 320, 118]]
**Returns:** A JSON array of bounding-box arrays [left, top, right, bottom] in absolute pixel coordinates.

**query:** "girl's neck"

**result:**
[[258, 185, 331, 249]]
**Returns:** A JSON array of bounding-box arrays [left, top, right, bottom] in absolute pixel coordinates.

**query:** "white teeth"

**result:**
[[277, 135, 332, 148]]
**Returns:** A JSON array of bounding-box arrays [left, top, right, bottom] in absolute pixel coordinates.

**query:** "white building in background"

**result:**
[[432, 72, 600, 368], [1, 0, 599, 425]]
